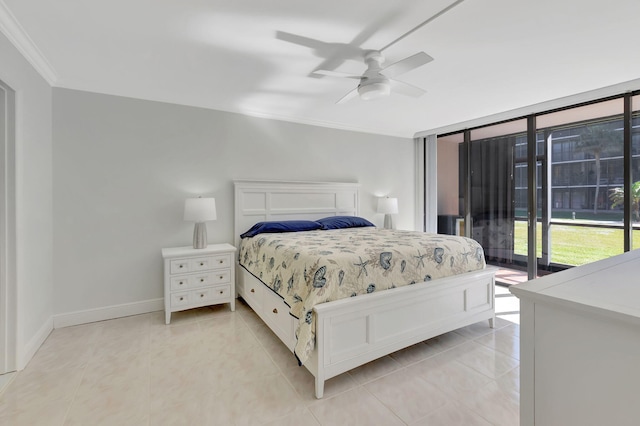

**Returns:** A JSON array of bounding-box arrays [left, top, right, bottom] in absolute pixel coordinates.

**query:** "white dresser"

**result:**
[[510, 249, 640, 426], [162, 243, 237, 324]]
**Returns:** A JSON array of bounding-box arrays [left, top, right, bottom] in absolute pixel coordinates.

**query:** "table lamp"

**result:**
[[377, 197, 398, 229], [184, 197, 217, 249]]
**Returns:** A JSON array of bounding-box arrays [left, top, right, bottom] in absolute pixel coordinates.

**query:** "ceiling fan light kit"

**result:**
[[358, 79, 391, 100]]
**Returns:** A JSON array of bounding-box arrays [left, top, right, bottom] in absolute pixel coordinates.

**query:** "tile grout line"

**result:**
[[360, 378, 411, 425], [0, 372, 17, 397], [59, 349, 89, 426]]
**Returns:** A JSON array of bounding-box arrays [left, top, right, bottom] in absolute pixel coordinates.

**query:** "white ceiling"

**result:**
[[2, 0, 640, 137]]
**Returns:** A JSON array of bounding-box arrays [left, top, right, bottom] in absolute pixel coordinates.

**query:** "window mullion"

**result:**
[[623, 94, 632, 251]]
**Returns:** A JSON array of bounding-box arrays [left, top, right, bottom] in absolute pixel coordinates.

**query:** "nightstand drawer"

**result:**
[[190, 256, 213, 271], [211, 270, 230, 285], [190, 272, 215, 288], [171, 292, 190, 308], [171, 288, 225, 308], [211, 285, 230, 300], [170, 254, 232, 274], [208, 254, 231, 270], [170, 259, 191, 274], [170, 272, 214, 290], [170, 276, 190, 291], [190, 288, 216, 304]]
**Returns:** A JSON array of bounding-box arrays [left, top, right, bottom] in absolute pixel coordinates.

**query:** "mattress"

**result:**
[[238, 227, 486, 365]]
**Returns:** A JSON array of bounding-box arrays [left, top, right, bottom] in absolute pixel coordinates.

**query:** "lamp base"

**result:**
[[193, 222, 208, 249], [383, 214, 394, 230]]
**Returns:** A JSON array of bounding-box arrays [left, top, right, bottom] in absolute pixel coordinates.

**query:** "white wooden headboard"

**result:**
[[233, 180, 360, 248]]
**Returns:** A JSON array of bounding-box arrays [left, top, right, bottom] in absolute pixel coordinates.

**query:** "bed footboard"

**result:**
[[239, 265, 496, 398], [312, 266, 496, 398]]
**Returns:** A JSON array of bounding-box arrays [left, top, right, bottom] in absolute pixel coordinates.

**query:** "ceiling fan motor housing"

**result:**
[[358, 51, 390, 100]]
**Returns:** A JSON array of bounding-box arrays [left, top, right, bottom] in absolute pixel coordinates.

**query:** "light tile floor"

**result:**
[[0, 290, 520, 425]]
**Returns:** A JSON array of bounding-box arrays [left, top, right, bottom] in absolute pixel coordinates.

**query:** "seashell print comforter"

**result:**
[[238, 227, 486, 365]]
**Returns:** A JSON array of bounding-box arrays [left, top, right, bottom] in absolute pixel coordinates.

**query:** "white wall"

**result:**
[[52, 88, 414, 316], [0, 31, 54, 368]]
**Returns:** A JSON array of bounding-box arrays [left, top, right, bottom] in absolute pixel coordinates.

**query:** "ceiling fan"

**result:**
[[309, 0, 466, 103], [314, 50, 434, 103]]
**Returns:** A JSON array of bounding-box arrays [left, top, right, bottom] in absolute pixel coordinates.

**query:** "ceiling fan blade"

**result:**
[[391, 79, 426, 98], [313, 69, 363, 79], [336, 88, 360, 104], [381, 52, 434, 79]]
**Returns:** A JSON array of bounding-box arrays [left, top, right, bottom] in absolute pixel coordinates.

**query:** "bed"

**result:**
[[234, 180, 496, 398]]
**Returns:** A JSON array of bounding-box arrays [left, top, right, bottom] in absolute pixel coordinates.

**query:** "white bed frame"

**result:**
[[234, 180, 496, 398]]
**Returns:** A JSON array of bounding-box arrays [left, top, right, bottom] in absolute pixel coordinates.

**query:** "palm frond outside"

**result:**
[[609, 181, 640, 222]]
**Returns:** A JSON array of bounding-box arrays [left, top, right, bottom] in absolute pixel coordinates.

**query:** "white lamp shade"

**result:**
[[377, 197, 399, 214], [184, 197, 217, 222]]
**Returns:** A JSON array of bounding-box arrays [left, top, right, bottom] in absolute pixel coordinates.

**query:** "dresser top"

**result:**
[[162, 243, 236, 259], [510, 249, 640, 323]]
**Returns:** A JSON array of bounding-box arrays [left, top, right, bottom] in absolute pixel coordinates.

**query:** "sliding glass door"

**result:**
[[537, 98, 625, 267], [633, 94, 640, 251], [439, 91, 640, 278], [468, 126, 521, 265]]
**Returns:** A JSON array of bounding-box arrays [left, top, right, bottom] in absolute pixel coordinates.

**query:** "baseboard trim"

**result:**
[[53, 298, 164, 329], [19, 316, 53, 370]]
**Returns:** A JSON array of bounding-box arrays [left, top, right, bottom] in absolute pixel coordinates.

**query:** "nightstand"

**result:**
[[161, 243, 237, 324]]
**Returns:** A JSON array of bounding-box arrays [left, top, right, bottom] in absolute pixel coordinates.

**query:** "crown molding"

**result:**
[[0, 0, 57, 85]]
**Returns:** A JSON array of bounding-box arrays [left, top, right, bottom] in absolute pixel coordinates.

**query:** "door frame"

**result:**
[[0, 79, 17, 374]]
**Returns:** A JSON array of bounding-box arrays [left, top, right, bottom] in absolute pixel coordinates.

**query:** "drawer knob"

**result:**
[[200, 294, 204, 298], [272, 308, 278, 314], [179, 281, 184, 285], [179, 265, 184, 269], [219, 276, 223, 280], [179, 297, 184, 301], [250, 289, 255, 293], [219, 260, 224, 264], [219, 290, 224, 294], [200, 278, 204, 282], [200, 262, 204, 266]]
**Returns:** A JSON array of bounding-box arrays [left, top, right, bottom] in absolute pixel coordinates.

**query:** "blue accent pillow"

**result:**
[[240, 220, 324, 238], [316, 216, 375, 230]]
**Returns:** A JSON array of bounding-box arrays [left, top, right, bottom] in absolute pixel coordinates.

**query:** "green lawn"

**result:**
[[514, 222, 640, 266]]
